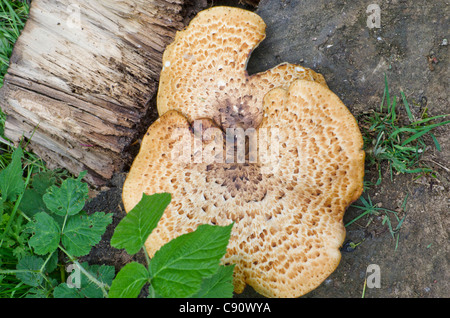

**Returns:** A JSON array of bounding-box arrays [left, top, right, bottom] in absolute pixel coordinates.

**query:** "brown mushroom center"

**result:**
[[214, 94, 257, 130], [205, 162, 270, 203]]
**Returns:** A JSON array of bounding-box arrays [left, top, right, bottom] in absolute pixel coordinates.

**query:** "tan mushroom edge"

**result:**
[[157, 6, 328, 130], [122, 79, 365, 298]]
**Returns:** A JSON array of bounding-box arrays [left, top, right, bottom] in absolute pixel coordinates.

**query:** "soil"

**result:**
[[83, 0, 449, 298]]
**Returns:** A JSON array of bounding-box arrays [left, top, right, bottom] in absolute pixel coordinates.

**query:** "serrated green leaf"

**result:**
[[53, 283, 84, 298], [19, 171, 57, 217], [149, 223, 233, 298], [16, 255, 44, 287], [44, 251, 59, 274], [79, 263, 115, 298], [0, 147, 24, 203], [53, 263, 115, 298], [193, 265, 235, 298], [61, 212, 112, 257], [43, 173, 89, 216], [108, 262, 149, 298], [31, 170, 57, 195], [25, 287, 50, 298], [111, 193, 171, 255], [28, 212, 61, 255], [19, 188, 46, 218]]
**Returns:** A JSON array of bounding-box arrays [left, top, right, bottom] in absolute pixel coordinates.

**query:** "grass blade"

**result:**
[[391, 96, 397, 122], [385, 74, 391, 112], [401, 91, 414, 122], [411, 114, 448, 126], [429, 133, 441, 151], [401, 128, 432, 146]]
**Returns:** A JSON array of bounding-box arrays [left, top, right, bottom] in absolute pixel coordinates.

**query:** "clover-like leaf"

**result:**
[[54, 263, 115, 298], [28, 212, 61, 255], [16, 255, 45, 287], [43, 172, 89, 216], [53, 284, 84, 298], [19, 188, 47, 218], [80, 263, 115, 298], [61, 212, 112, 257]]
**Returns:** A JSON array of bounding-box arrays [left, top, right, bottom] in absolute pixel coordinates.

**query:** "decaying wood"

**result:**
[[0, 0, 190, 185]]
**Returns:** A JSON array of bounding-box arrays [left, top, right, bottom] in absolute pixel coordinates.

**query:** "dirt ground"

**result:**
[[83, 0, 449, 298]]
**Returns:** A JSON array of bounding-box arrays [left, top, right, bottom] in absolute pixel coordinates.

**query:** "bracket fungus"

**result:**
[[123, 78, 365, 297], [157, 6, 328, 131]]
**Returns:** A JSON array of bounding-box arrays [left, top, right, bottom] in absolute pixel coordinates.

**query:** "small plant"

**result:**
[[109, 193, 235, 298], [360, 75, 449, 185], [0, 145, 55, 297], [346, 194, 408, 251], [0, 148, 234, 298], [0, 147, 113, 297]]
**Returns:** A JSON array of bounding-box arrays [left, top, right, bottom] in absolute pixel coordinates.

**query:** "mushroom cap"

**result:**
[[122, 79, 365, 298], [157, 6, 328, 130]]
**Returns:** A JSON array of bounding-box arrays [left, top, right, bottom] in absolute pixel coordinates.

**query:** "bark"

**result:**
[[0, 0, 188, 185]]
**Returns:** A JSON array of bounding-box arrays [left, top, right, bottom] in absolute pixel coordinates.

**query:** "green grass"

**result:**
[[0, 0, 30, 138], [0, 4, 52, 292], [0, 0, 29, 87], [349, 75, 449, 250], [346, 194, 408, 251], [360, 75, 449, 186], [0, 0, 448, 297], [0, 146, 47, 298]]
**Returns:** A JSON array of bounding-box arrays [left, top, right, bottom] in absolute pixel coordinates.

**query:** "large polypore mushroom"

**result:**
[[157, 6, 328, 130], [123, 79, 365, 298]]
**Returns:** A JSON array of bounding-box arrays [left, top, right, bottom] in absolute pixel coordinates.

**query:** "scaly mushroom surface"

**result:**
[[157, 6, 327, 130], [123, 79, 365, 298]]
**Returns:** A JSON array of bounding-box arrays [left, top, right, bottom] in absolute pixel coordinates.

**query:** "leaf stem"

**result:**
[[58, 244, 110, 298]]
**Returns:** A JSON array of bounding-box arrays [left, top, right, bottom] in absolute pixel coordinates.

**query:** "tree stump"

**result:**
[[0, 0, 196, 185]]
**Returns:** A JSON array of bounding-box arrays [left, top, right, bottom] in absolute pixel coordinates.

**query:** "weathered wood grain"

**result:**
[[0, 0, 188, 185]]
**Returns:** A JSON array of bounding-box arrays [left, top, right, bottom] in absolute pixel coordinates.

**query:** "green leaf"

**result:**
[[31, 170, 57, 195], [18, 188, 47, 218], [149, 223, 233, 298], [53, 263, 115, 298], [192, 265, 235, 298], [25, 287, 50, 298], [44, 251, 59, 274], [61, 212, 112, 257], [111, 193, 171, 255], [53, 283, 84, 298], [79, 263, 115, 298], [43, 172, 89, 216], [19, 171, 58, 218], [28, 212, 61, 255], [16, 255, 44, 287], [0, 147, 24, 202], [108, 262, 149, 298]]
